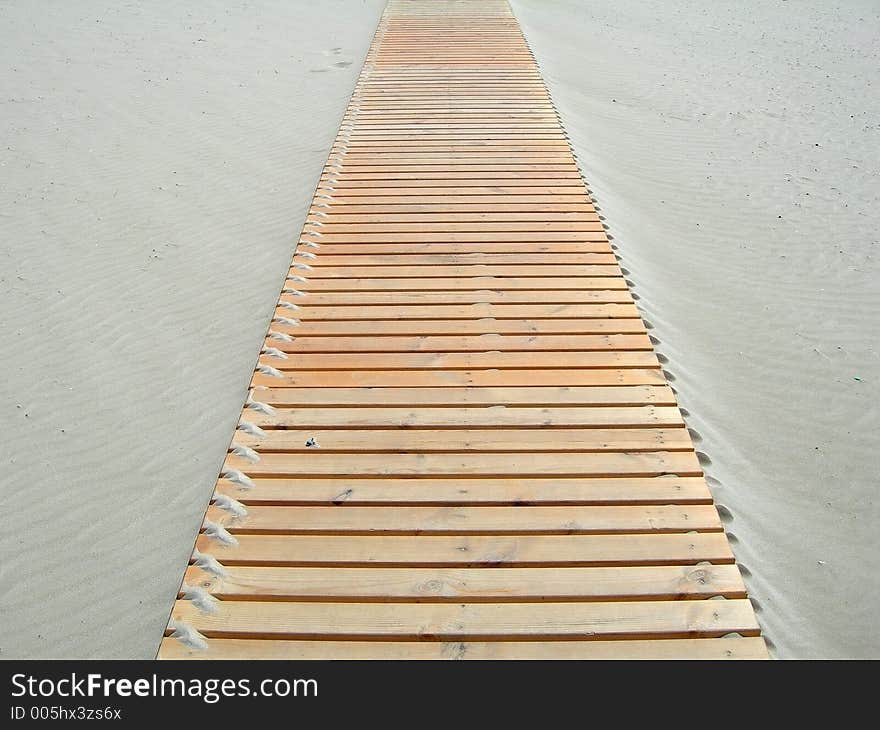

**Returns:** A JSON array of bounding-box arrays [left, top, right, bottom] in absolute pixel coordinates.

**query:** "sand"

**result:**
[[0, 0, 386, 659], [2, 0, 876, 660], [511, 0, 879, 657]]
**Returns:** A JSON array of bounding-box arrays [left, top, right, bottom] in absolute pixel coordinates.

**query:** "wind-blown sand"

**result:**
[[511, 0, 879, 657], [0, 0, 385, 659], [2, 0, 876, 660]]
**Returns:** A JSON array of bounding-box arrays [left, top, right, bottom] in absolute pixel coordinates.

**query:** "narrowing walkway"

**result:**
[[159, 0, 767, 660]]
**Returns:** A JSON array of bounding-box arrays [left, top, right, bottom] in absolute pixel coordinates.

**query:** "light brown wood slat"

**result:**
[[169, 599, 759, 640], [338, 122, 562, 127], [307, 204, 597, 213], [339, 130, 566, 135], [301, 265, 622, 278], [253, 385, 672, 406], [352, 105, 559, 110], [214, 475, 710, 505], [202, 504, 721, 535], [193, 533, 736, 567], [348, 105, 559, 110], [281, 319, 646, 335], [339, 122, 565, 127], [299, 242, 609, 253], [334, 137, 571, 142], [346, 126, 564, 131], [320, 181, 588, 192], [255, 352, 659, 372], [242, 406, 682, 430], [225, 451, 700, 478], [327, 196, 592, 205], [295, 278, 628, 292], [337, 141, 570, 148], [159, 637, 769, 660], [337, 149, 572, 155], [251, 369, 666, 389], [335, 148, 575, 154], [271, 334, 650, 353], [320, 172, 584, 180], [183, 564, 746, 602], [341, 134, 563, 138], [334, 134, 567, 138], [281, 291, 634, 305], [161, 0, 764, 660], [321, 181, 588, 189], [338, 139, 570, 143], [278, 303, 640, 320], [322, 166, 583, 174], [230, 427, 692, 454], [307, 242, 606, 254], [320, 197, 592, 206], [340, 138, 570, 144], [303, 233, 607, 244], [307, 228, 606, 238], [341, 120, 559, 124], [329, 158, 576, 163]]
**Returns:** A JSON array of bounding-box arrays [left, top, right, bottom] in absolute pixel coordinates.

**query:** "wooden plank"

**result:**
[[308, 223, 604, 232], [277, 303, 640, 320], [296, 278, 628, 292], [251, 369, 666, 388], [302, 259, 623, 279], [282, 319, 646, 335], [307, 231, 607, 242], [159, 637, 770, 660], [242, 406, 683, 429], [338, 123, 563, 128], [183, 564, 746, 602], [255, 352, 659, 371], [320, 172, 585, 180], [321, 166, 583, 174], [303, 232, 608, 243], [271, 334, 651, 353], [301, 265, 622, 278], [282, 291, 635, 306], [230, 427, 691, 453], [305, 204, 597, 213], [252, 385, 673, 406], [193, 533, 736, 567], [299, 243, 610, 253], [214, 475, 710, 505], [168, 599, 760, 640], [202, 504, 722, 535], [320, 197, 591, 205], [327, 198, 605, 206], [321, 174, 588, 186], [224, 451, 700, 478], [340, 139, 571, 145]]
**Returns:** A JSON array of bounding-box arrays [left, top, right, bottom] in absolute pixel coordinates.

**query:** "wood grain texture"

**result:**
[[159, 0, 764, 660], [231, 427, 692, 452], [213, 474, 711, 505], [160, 637, 769, 660], [192, 533, 737, 567], [168, 599, 761, 640], [201, 504, 722, 535], [183, 564, 746, 602]]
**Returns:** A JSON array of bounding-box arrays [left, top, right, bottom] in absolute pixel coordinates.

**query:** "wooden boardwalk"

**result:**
[[160, 0, 767, 659]]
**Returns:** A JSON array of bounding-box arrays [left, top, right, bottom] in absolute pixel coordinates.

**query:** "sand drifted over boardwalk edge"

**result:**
[[160, 0, 766, 660]]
